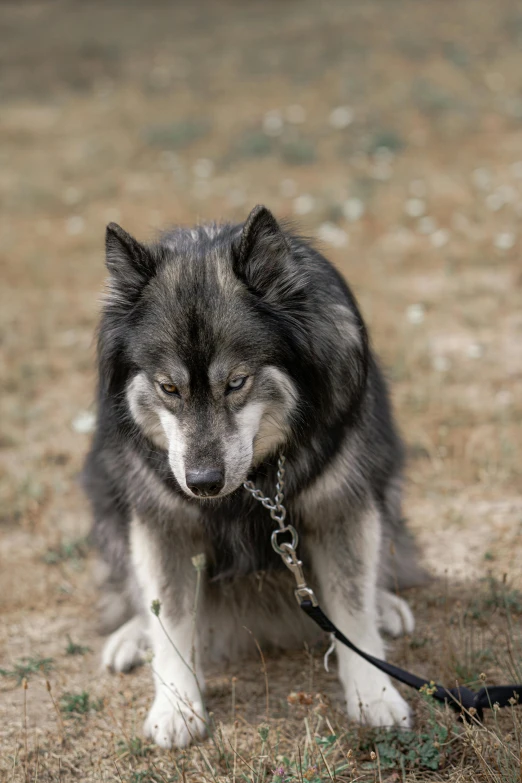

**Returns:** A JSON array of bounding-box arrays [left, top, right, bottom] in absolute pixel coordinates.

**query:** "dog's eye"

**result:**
[[226, 376, 248, 394], [159, 382, 180, 397]]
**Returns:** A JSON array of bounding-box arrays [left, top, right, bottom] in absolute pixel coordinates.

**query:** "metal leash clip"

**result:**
[[244, 456, 318, 606], [278, 538, 318, 606]]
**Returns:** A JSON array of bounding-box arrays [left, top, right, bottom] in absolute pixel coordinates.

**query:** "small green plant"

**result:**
[[454, 648, 494, 689], [280, 138, 317, 165], [361, 724, 449, 772], [411, 78, 457, 116], [485, 575, 522, 613], [130, 771, 174, 783], [236, 130, 273, 158], [442, 41, 469, 68], [44, 537, 89, 566], [467, 575, 522, 621], [60, 690, 103, 715], [366, 129, 405, 154], [143, 120, 210, 149], [65, 635, 91, 656], [410, 635, 429, 649], [0, 656, 53, 684], [265, 735, 354, 783], [117, 737, 153, 758]]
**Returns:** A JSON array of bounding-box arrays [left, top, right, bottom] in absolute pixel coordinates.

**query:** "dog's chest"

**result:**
[[201, 503, 290, 581]]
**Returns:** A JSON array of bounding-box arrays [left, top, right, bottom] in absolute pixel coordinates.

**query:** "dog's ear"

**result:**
[[233, 205, 303, 304], [235, 205, 287, 270], [105, 223, 156, 303]]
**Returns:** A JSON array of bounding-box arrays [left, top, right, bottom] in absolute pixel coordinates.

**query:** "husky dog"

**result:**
[[83, 205, 425, 749]]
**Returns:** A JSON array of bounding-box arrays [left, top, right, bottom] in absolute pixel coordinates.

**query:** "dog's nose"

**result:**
[[185, 468, 225, 497]]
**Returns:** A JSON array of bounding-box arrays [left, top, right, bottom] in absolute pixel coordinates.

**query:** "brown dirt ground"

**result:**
[[1, 1, 521, 781]]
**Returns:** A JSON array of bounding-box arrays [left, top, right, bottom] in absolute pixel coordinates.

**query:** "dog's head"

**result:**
[[100, 206, 367, 499]]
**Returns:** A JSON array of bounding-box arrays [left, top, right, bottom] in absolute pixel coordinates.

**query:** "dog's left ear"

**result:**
[[233, 205, 304, 304], [105, 223, 158, 309]]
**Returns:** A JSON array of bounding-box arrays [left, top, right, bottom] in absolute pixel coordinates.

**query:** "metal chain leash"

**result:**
[[243, 455, 317, 606], [243, 454, 287, 527]]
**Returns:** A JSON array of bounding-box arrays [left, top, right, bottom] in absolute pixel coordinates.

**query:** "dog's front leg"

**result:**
[[310, 503, 411, 728], [130, 515, 206, 749]]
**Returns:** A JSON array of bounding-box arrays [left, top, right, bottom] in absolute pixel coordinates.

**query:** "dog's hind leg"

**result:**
[[377, 589, 415, 637], [94, 557, 135, 635], [102, 614, 149, 673], [380, 475, 429, 591], [84, 446, 136, 633]]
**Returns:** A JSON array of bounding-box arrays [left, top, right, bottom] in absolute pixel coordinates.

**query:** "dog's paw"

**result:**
[[378, 591, 415, 638], [102, 616, 149, 673], [144, 696, 207, 749], [346, 680, 411, 729]]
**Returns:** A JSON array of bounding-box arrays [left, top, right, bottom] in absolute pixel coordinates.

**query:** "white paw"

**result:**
[[102, 616, 149, 673], [378, 591, 415, 638], [346, 680, 411, 728], [144, 696, 207, 749]]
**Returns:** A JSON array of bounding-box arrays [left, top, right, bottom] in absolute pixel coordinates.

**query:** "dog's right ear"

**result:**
[[105, 223, 156, 304], [233, 205, 306, 306]]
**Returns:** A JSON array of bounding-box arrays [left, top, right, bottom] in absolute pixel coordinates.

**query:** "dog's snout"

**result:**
[[186, 468, 225, 497]]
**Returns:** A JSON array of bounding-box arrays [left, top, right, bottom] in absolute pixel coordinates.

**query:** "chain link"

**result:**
[[243, 454, 287, 527], [243, 455, 317, 606]]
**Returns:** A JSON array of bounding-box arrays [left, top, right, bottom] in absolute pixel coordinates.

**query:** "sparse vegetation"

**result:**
[[280, 137, 317, 165], [116, 737, 154, 758], [0, 656, 54, 685], [65, 635, 91, 656], [43, 537, 89, 566], [234, 130, 274, 159], [60, 690, 103, 715], [143, 120, 211, 150]]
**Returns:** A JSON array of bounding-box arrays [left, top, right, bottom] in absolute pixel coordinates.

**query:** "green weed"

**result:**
[[44, 537, 89, 566], [280, 138, 317, 165], [0, 656, 53, 684], [236, 131, 273, 158], [467, 576, 522, 620], [117, 737, 153, 758], [454, 648, 494, 689], [143, 120, 210, 149], [130, 773, 173, 783], [484, 576, 522, 614], [60, 690, 103, 715], [365, 129, 405, 154], [65, 635, 91, 656], [360, 723, 449, 773]]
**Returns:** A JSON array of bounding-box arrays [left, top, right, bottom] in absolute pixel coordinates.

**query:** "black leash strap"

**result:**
[[300, 598, 522, 721]]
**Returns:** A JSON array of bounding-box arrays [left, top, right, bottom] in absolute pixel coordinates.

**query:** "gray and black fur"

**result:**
[[83, 206, 426, 747]]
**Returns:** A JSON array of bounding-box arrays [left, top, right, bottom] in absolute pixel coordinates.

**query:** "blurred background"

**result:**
[[1, 1, 521, 780]]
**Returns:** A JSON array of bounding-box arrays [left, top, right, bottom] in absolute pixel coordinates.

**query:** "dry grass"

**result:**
[[1, 0, 522, 780]]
